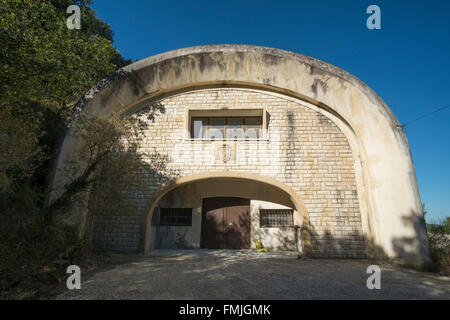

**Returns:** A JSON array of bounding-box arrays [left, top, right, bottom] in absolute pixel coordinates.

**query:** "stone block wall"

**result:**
[[91, 88, 366, 257]]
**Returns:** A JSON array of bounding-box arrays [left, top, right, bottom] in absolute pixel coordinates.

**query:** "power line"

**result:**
[[398, 104, 450, 130]]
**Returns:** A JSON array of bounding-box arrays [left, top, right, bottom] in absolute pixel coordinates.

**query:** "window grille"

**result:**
[[191, 116, 262, 140], [259, 209, 294, 227], [159, 208, 192, 226]]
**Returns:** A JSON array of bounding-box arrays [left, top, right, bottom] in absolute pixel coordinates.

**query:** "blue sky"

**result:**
[[91, 0, 450, 223]]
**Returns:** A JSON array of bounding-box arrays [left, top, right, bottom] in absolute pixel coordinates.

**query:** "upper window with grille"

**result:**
[[259, 209, 294, 227], [158, 208, 192, 226], [191, 116, 262, 140]]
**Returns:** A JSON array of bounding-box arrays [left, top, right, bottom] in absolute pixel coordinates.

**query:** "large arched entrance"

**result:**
[[144, 172, 309, 254]]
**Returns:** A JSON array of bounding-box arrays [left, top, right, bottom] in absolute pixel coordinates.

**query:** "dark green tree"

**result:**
[[0, 0, 133, 297]]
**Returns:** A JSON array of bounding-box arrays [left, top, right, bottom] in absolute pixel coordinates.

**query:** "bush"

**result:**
[[427, 217, 450, 274], [0, 0, 131, 299], [0, 209, 80, 299]]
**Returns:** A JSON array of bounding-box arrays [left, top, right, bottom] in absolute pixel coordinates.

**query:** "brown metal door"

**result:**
[[225, 197, 251, 249], [202, 197, 251, 249], [202, 197, 226, 248]]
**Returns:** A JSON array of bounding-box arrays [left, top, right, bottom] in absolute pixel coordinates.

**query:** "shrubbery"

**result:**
[[0, 0, 131, 298], [427, 217, 450, 274]]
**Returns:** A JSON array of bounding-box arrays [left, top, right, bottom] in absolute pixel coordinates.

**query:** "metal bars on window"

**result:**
[[191, 116, 262, 140], [259, 209, 294, 227], [159, 208, 193, 226]]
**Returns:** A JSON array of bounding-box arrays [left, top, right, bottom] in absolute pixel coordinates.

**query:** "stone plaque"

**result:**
[[213, 142, 236, 165]]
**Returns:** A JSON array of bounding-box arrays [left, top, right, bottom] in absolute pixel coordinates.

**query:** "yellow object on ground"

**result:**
[[256, 240, 268, 252]]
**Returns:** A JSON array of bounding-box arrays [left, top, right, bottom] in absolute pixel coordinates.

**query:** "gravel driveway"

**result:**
[[57, 250, 450, 300]]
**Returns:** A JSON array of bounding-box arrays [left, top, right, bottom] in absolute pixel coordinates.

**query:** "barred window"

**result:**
[[260, 209, 294, 227], [159, 208, 192, 226], [191, 117, 262, 140]]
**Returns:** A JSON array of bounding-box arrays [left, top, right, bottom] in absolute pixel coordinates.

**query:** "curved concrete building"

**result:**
[[49, 45, 430, 265]]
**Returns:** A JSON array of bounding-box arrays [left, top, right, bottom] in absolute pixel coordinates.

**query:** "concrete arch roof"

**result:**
[[123, 45, 398, 126], [51, 44, 429, 264], [74, 44, 400, 129]]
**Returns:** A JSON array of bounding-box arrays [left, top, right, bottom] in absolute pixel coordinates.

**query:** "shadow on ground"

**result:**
[[56, 250, 449, 300]]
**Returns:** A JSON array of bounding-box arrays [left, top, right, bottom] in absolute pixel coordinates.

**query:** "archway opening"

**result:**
[[146, 177, 306, 253]]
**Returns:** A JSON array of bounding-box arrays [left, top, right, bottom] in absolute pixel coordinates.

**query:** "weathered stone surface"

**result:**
[[92, 88, 365, 257], [48, 45, 430, 265]]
